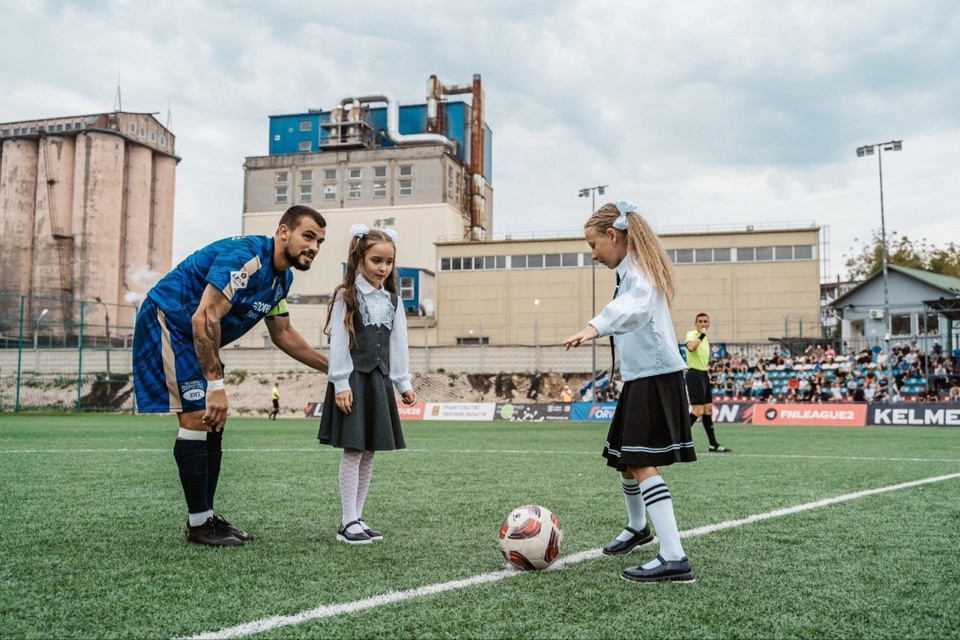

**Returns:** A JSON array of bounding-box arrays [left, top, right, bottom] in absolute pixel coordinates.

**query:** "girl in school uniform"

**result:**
[[319, 224, 417, 544], [564, 200, 697, 583]]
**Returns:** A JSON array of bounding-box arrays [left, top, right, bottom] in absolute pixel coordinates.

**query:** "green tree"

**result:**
[[844, 230, 960, 280]]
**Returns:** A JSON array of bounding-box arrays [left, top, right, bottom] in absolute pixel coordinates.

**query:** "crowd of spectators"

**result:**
[[709, 341, 960, 404]]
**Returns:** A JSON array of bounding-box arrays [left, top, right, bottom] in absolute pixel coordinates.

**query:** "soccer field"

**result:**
[[1, 414, 959, 639]]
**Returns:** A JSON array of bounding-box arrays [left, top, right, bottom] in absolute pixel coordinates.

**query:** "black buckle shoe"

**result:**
[[709, 444, 732, 452], [185, 517, 243, 547], [621, 554, 695, 583], [337, 520, 372, 545], [602, 525, 656, 556], [212, 515, 254, 542], [359, 519, 383, 541]]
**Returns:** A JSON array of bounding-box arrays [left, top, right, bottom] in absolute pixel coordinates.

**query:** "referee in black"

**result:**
[[684, 313, 731, 452]]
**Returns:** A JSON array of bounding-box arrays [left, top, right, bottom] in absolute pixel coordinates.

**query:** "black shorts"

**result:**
[[272, 399, 279, 409], [685, 369, 712, 405]]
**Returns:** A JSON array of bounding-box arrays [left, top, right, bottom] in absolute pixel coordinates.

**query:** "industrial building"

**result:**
[[235, 75, 823, 355], [0, 111, 178, 336]]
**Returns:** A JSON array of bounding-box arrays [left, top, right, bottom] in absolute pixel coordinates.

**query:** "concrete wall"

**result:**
[[0, 138, 39, 323]]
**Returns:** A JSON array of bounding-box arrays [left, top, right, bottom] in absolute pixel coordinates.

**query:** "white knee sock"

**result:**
[[616, 476, 646, 541], [338, 450, 363, 534], [639, 475, 686, 566], [356, 450, 375, 521]]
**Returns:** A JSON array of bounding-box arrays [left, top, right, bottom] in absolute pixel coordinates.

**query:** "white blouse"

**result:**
[[327, 274, 413, 395]]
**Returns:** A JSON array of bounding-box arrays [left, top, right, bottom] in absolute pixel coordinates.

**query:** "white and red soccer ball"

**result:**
[[498, 504, 563, 570]]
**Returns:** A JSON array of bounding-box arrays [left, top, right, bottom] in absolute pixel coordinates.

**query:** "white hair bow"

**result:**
[[349, 223, 369, 238], [612, 200, 637, 230], [383, 228, 399, 243]]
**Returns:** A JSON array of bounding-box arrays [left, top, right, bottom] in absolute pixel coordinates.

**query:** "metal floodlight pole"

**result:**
[[579, 184, 608, 389], [95, 297, 111, 382], [33, 308, 49, 350], [857, 140, 902, 394]]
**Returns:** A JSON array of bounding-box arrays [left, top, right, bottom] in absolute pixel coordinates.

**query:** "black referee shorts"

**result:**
[[685, 369, 713, 405]]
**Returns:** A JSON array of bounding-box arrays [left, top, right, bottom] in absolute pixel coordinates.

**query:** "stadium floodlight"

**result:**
[[856, 139, 903, 394], [577, 184, 610, 385]]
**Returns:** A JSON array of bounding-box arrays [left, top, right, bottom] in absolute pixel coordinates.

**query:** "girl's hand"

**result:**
[[335, 389, 353, 414], [563, 325, 599, 350], [401, 389, 417, 405]]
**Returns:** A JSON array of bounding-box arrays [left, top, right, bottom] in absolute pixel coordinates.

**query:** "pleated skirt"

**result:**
[[602, 370, 697, 471], [317, 369, 406, 451]]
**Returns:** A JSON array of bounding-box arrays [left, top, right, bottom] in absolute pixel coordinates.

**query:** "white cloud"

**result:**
[[2, 0, 958, 281]]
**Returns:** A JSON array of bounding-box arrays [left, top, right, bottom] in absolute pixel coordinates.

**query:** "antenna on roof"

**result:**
[[113, 72, 122, 112], [166, 97, 172, 130]]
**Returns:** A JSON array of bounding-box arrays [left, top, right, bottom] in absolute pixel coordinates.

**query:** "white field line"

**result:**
[[1, 448, 959, 464], [181, 471, 960, 640]]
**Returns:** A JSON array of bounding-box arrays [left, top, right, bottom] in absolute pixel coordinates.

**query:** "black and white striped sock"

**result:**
[[616, 476, 646, 542], [640, 475, 686, 567]]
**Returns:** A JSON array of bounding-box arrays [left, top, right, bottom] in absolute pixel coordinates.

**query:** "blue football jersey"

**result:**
[[146, 235, 293, 345]]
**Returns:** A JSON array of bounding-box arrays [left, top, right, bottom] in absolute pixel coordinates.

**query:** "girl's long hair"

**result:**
[[323, 229, 398, 348], [585, 203, 676, 304]]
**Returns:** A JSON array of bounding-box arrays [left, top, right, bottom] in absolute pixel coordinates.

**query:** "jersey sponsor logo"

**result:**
[[274, 284, 283, 302], [251, 300, 273, 314], [180, 380, 205, 402], [230, 270, 249, 290]]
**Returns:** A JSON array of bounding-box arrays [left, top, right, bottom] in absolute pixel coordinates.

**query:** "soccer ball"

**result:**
[[498, 504, 563, 570]]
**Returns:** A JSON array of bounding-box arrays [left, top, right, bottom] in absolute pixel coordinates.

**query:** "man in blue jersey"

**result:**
[[133, 205, 329, 547]]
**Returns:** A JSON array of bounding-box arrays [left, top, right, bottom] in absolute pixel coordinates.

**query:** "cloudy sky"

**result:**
[[3, 0, 958, 280]]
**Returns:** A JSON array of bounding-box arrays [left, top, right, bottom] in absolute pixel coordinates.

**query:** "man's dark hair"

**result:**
[[279, 205, 326, 231], [696, 312, 709, 320]]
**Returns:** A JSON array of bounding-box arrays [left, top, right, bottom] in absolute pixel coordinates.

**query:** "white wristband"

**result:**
[[206, 378, 225, 392]]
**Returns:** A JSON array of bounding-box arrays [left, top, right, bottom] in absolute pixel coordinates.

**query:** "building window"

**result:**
[[794, 245, 814, 260], [324, 169, 337, 180], [324, 184, 337, 200], [374, 166, 387, 178], [399, 179, 413, 197], [695, 249, 713, 263], [714, 248, 731, 262], [527, 254, 544, 268], [400, 276, 415, 300], [440, 258, 451, 270], [544, 254, 562, 267], [64, 124, 72, 131], [139, 127, 146, 137], [150, 131, 156, 142], [299, 140, 311, 151], [299, 170, 313, 182], [275, 186, 288, 204], [755, 246, 774, 261], [129, 123, 137, 134], [159, 135, 166, 146], [457, 336, 489, 346], [373, 181, 387, 198], [348, 167, 362, 179], [562, 253, 579, 267], [399, 164, 413, 177], [276, 171, 289, 184], [300, 120, 312, 131], [451, 257, 462, 270], [675, 249, 694, 264], [56, 124, 63, 132], [299, 185, 312, 203], [348, 183, 361, 199], [775, 246, 793, 260], [737, 247, 755, 262]]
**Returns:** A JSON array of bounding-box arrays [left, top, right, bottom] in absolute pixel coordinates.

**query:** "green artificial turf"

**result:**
[[1, 414, 958, 639]]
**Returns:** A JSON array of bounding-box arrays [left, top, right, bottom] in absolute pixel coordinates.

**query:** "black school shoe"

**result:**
[[213, 515, 255, 542], [359, 519, 383, 541], [709, 444, 733, 452], [602, 525, 657, 556], [185, 517, 244, 547], [337, 520, 372, 545], [621, 554, 695, 583]]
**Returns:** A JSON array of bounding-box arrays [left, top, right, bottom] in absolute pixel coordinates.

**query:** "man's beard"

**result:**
[[286, 247, 313, 271]]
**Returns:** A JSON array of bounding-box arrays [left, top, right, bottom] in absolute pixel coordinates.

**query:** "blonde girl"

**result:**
[[563, 200, 697, 583]]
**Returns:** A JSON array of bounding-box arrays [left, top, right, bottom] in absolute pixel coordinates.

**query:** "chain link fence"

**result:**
[[0, 293, 136, 412]]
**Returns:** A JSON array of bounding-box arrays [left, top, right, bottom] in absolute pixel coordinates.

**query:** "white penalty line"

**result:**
[[182, 471, 960, 640]]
